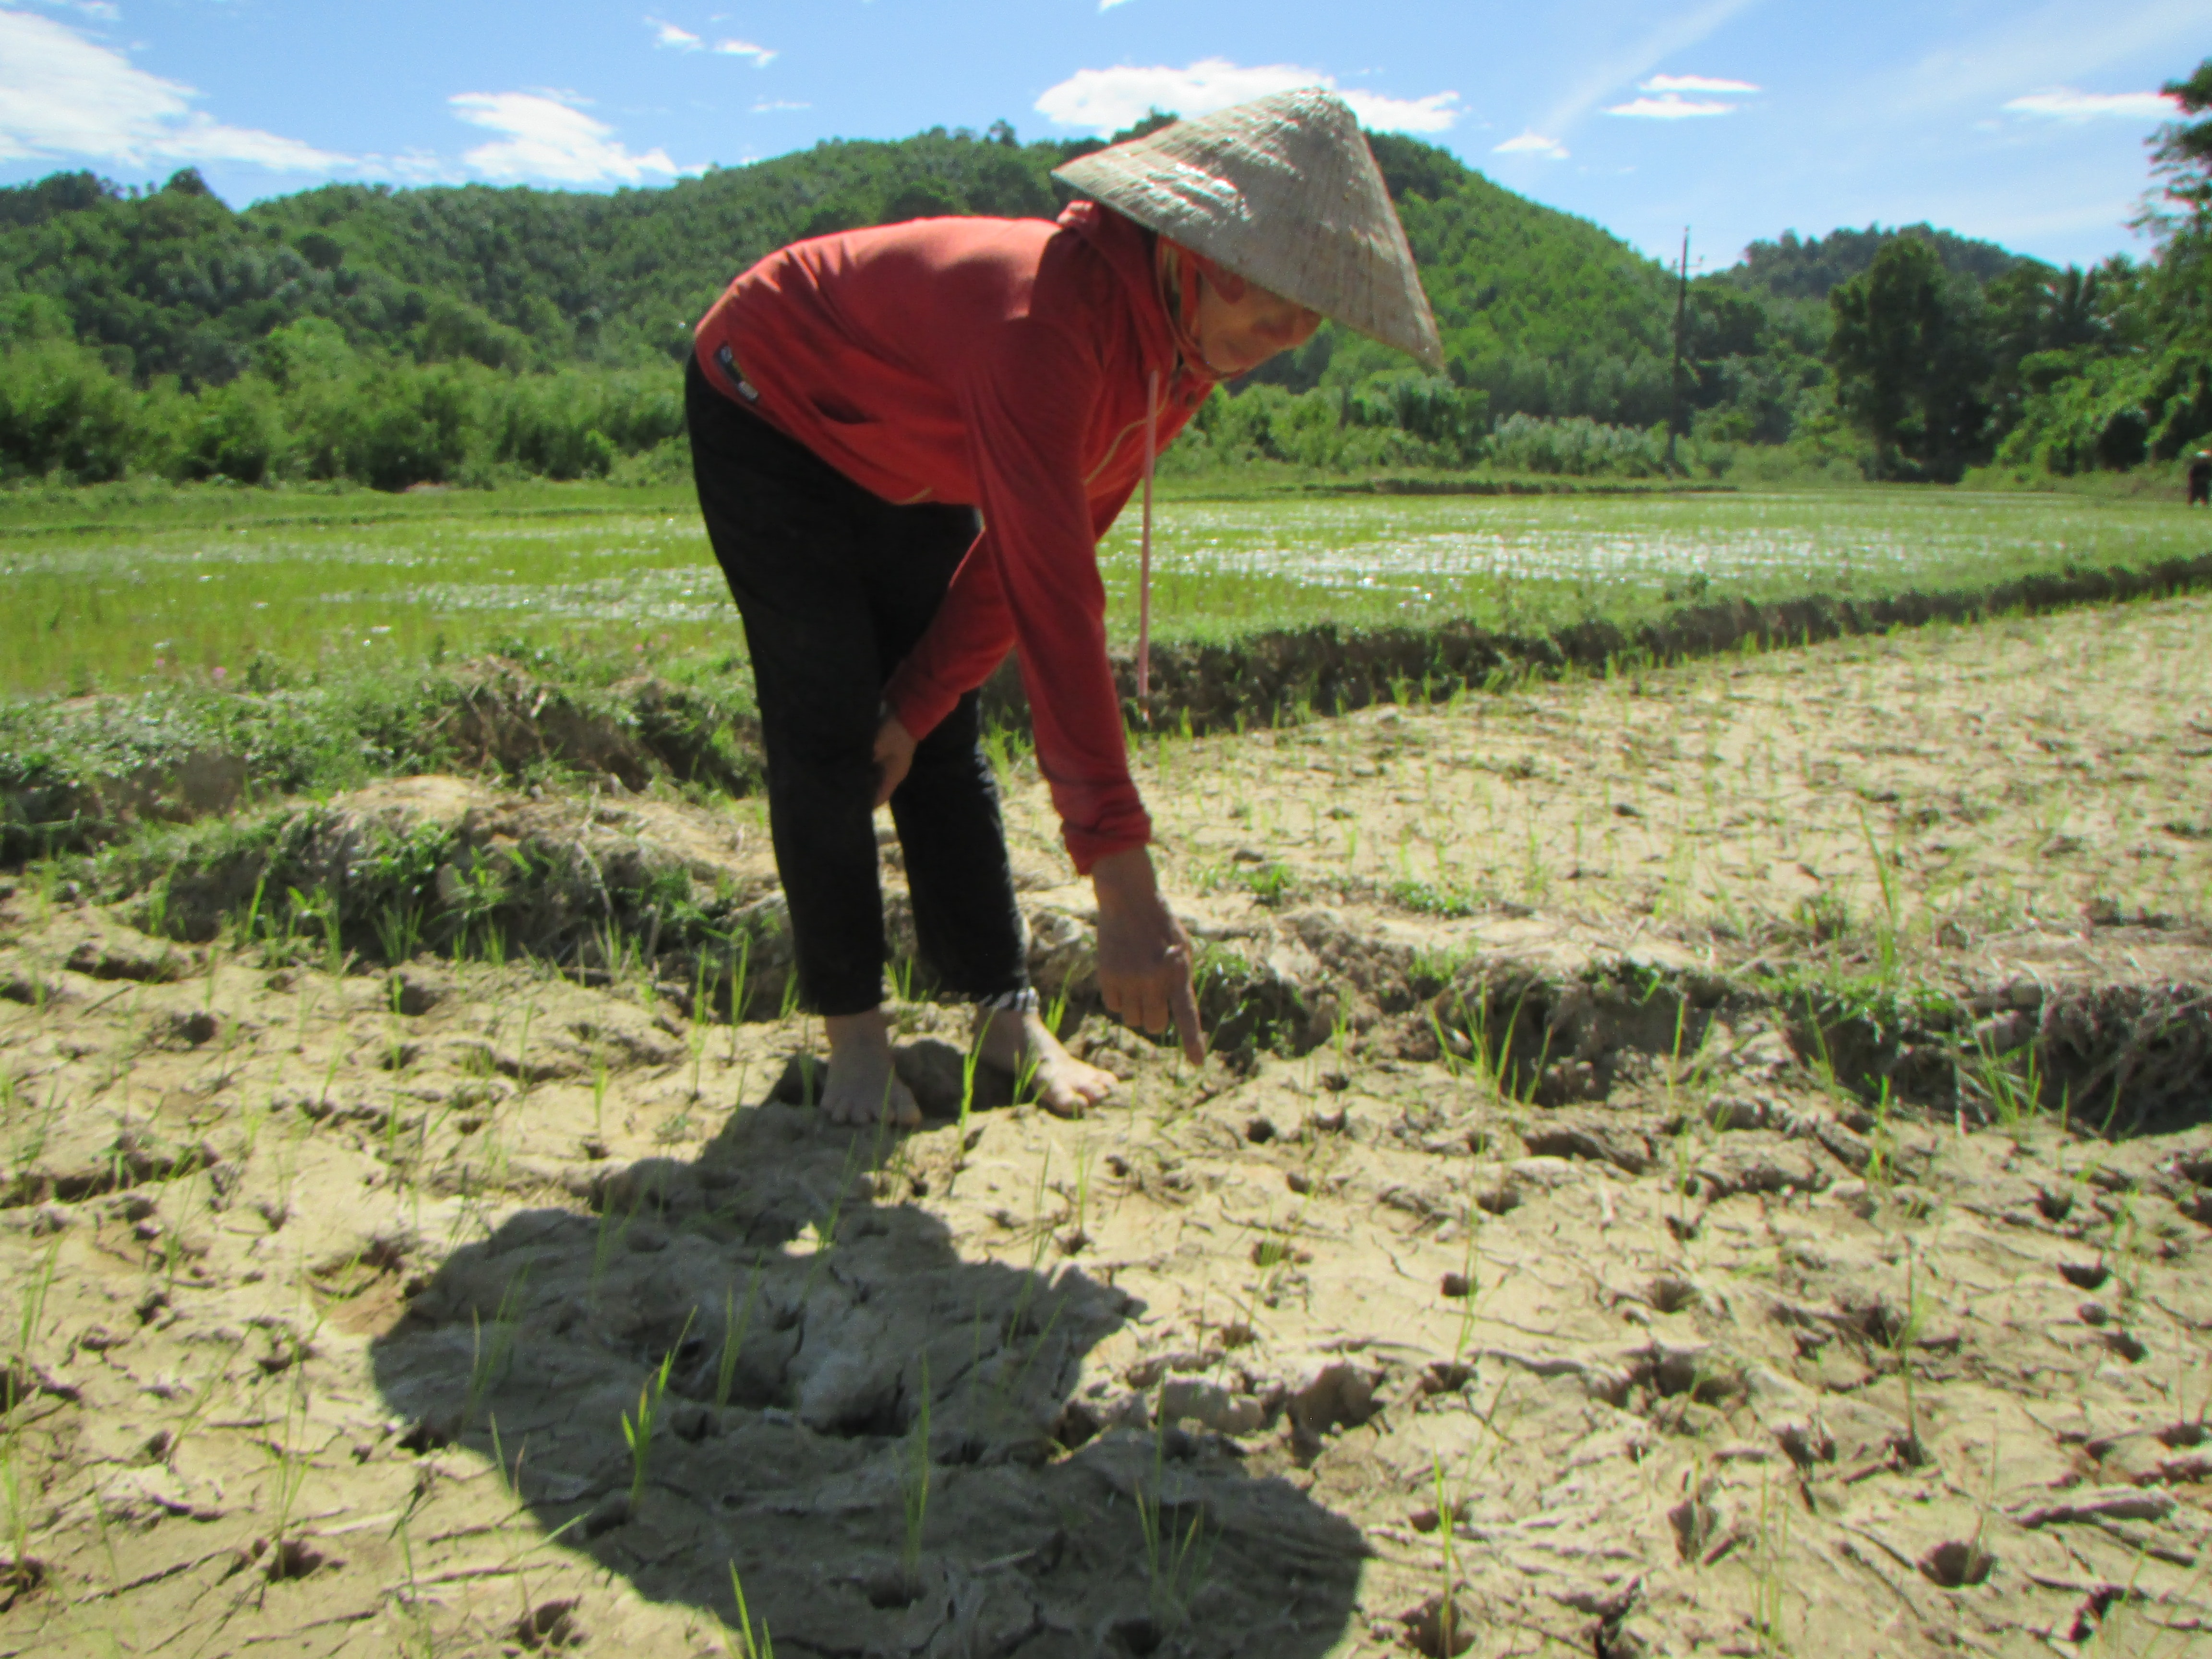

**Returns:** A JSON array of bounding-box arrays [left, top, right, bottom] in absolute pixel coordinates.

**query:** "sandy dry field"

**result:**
[[0, 596, 2209, 1658]]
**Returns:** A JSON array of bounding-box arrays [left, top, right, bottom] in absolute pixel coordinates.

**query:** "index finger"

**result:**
[[1164, 945, 1206, 1066]]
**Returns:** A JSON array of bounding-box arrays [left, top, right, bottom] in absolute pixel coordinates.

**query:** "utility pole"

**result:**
[[1668, 227, 1690, 476]]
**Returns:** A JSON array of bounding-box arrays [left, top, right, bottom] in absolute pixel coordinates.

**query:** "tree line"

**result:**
[[1825, 59, 2212, 481], [1, 71, 2206, 490]]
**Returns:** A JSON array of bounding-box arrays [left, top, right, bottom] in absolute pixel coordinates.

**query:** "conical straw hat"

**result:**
[[1053, 87, 1445, 373]]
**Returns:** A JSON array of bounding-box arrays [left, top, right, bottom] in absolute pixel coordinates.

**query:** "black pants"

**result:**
[[685, 355, 1028, 1015]]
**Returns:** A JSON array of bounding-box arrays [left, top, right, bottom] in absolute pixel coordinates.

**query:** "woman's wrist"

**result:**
[[1089, 845, 1157, 907]]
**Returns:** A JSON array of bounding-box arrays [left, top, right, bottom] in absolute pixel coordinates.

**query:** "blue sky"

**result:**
[[1, 0, 2205, 273]]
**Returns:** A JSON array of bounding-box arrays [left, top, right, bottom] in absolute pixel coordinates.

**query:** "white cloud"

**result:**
[[751, 99, 809, 114], [1528, 0, 1762, 138], [2002, 87, 2179, 121], [650, 19, 701, 50], [1889, 0, 2208, 121], [711, 36, 775, 65], [1343, 90, 1461, 134], [449, 91, 685, 184], [1642, 73, 1759, 95], [0, 8, 348, 171], [1033, 58, 1459, 136], [1493, 130, 1569, 160], [1098, 0, 1136, 9], [29, 0, 120, 20], [1606, 93, 1737, 118], [356, 148, 463, 187]]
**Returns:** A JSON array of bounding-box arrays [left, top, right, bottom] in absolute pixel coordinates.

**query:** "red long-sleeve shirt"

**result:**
[[692, 202, 1211, 873]]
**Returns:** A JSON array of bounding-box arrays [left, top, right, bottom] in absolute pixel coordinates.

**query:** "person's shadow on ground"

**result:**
[[368, 1089, 1366, 1658]]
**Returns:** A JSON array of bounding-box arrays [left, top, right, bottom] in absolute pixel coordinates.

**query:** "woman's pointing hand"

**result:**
[[1091, 846, 1206, 1065]]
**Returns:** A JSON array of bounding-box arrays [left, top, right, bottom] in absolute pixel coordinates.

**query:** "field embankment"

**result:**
[[11, 520, 2212, 865]]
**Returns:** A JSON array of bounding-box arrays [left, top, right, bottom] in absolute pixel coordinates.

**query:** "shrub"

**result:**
[[0, 336, 143, 481], [1486, 413, 1670, 477]]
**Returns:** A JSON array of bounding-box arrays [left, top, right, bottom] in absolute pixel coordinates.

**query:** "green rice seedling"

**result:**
[[1864, 1075, 1899, 1197], [512, 999, 537, 1104], [477, 916, 507, 972], [1962, 1020, 2044, 1131], [589, 1052, 610, 1142], [1430, 1455, 1464, 1656], [889, 952, 917, 1024], [617, 1383, 657, 1510], [265, 1111, 306, 1228], [379, 1087, 410, 1174], [8, 1238, 60, 1393], [1889, 1247, 1929, 1466], [288, 884, 346, 979], [316, 1039, 344, 1117], [156, 1168, 203, 1299], [1251, 1206, 1306, 1307], [618, 1311, 694, 1512], [590, 1199, 637, 1290], [1017, 1147, 1052, 1273], [1135, 1388, 1215, 1631], [1009, 1012, 1051, 1102], [778, 972, 801, 1021], [1856, 806, 1905, 983], [0, 1440, 32, 1586], [2105, 1192, 2146, 1311], [797, 1139, 865, 1304], [1449, 1205, 1482, 1369], [716, 1257, 767, 1411], [164, 1335, 244, 1465], [236, 1088, 273, 1164], [724, 1561, 775, 1659], [997, 1256, 1067, 1418], [1661, 993, 1692, 1124], [688, 956, 714, 1099], [261, 1382, 313, 1570], [899, 1356, 932, 1592], [374, 901, 423, 966], [142, 870, 171, 939], [465, 1267, 533, 1425], [1066, 1141, 1096, 1252], [1751, 1466, 1791, 1657], [727, 934, 752, 1063], [938, 1023, 973, 1150]]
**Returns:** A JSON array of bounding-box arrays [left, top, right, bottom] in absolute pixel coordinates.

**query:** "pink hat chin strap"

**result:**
[[1137, 367, 1157, 709]]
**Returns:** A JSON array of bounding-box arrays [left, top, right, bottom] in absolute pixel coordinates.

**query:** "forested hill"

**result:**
[[0, 125, 1716, 412], [0, 129, 1081, 384], [22, 111, 2183, 492], [1721, 223, 2032, 301]]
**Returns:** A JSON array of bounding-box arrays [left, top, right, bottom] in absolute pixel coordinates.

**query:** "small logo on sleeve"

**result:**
[[713, 343, 761, 403]]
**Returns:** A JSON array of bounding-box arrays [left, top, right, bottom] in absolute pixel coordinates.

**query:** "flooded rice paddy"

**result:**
[[4, 484, 2202, 694]]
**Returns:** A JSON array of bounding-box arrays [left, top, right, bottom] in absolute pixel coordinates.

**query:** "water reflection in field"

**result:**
[[1, 484, 2200, 693], [1096, 491, 2199, 636]]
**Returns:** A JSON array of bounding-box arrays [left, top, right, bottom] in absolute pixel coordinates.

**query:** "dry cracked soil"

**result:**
[[0, 595, 2210, 1658]]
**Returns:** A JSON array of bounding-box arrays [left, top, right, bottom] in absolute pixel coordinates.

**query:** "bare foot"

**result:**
[[820, 1009, 920, 1128], [977, 1007, 1118, 1118]]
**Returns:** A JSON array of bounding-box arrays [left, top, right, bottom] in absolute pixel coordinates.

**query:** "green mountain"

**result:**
[[0, 129, 1078, 385], [1722, 223, 2034, 303], [0, 125, 1718, 409], [15, 114, 2188, 489]]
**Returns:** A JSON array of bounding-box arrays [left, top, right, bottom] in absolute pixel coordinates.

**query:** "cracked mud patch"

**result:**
[[0, 594, 2209, 1656]]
